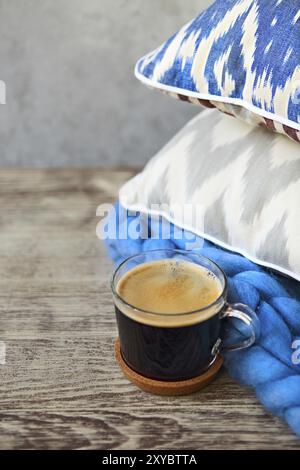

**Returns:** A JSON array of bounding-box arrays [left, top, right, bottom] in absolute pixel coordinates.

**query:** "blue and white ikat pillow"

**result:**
[[135, 0, 300, 143]]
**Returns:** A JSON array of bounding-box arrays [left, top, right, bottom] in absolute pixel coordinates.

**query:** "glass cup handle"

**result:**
[[220, 303, 260, 352]]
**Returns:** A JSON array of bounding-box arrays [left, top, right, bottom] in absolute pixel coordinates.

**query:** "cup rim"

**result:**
[[111, 249, 227, 317]]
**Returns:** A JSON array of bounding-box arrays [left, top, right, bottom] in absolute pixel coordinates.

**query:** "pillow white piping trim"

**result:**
[[119, 196, 300, 283], [135, 62, 300, 132]]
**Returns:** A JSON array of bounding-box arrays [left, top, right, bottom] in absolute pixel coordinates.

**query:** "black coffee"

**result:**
[[115, 259, 223, 381]]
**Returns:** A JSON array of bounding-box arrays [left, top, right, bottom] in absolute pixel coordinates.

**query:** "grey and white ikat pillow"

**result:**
[[120, 109, 300, 281]]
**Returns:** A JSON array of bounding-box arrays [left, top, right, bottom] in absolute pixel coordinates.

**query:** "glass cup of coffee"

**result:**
[[111, 249, 260, 382]]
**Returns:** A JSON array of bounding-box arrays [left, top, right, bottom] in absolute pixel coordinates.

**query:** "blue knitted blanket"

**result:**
[[104, 203, 300, 437]]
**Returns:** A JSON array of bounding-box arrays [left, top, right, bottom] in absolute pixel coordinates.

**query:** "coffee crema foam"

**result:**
[[116, 259, 224, 327]]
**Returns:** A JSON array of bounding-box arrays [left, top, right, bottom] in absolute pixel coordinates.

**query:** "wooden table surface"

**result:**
[[0, 168, 299, 450]]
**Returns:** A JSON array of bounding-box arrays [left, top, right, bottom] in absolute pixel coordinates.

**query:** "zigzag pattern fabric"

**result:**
[[120, 109, 300, 281], [104, 202, 300, 438], [136, 0, 300, 142]]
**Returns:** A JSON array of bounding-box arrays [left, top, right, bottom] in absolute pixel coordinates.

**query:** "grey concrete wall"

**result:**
[[0, 0, 211, 167]]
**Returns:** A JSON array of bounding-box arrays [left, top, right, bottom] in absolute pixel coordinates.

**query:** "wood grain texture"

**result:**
[[0, 168, 299, 450]]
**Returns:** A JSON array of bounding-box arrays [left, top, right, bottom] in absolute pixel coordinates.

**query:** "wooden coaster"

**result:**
[[114, 338, 223, 396]]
